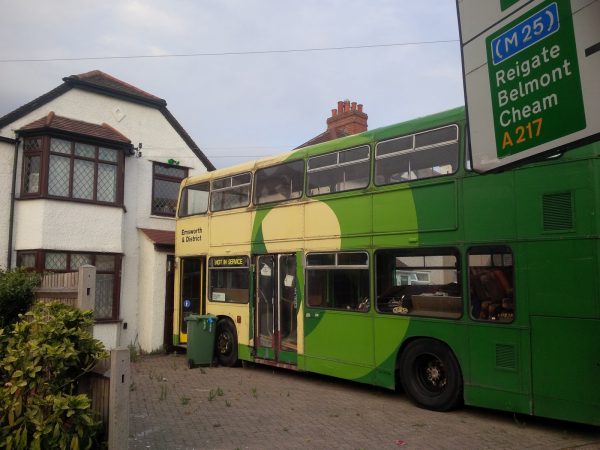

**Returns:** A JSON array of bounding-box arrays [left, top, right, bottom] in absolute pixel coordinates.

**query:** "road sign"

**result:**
[[458, 0, 600, 172]]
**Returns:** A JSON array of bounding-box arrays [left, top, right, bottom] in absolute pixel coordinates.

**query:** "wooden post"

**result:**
[[108, 348, 130, 450], [77, 265, 96, 311]]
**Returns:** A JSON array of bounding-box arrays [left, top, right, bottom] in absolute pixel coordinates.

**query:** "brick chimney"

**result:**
[[326, 99, 368, 135], [295, 99, 368, 149]]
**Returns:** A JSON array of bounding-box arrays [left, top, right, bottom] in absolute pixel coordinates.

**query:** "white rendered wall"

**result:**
[[0, 86, 209, 350], [13, 200, 123, 253], [0, 142, 15, 269], [137, 233, 169, 352]]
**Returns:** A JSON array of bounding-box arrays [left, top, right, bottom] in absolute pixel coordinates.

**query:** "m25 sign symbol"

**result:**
[[492, 2, 559, 65]]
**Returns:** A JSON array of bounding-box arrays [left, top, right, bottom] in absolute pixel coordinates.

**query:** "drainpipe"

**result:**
[[7, 138, 19, 269]]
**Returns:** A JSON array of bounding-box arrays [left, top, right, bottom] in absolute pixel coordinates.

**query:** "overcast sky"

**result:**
[[0, 0, 464, 168]]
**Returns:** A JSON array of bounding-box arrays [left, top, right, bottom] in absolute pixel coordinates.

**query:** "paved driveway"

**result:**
[[129, 354, 600, 450]]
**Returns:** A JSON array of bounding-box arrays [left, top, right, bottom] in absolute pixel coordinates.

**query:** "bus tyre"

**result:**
[[215, 319, 238, 367], [399, 339, 463, 412]]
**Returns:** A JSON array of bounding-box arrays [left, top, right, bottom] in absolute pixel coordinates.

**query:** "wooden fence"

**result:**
[[34, 265, 96, 311], [34, 266, 129, 450]]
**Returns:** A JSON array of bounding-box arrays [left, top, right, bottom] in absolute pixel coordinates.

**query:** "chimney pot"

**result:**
[[331, 109, 337, 117], [337, 101, 344, 113], [358, 104, 363, 112], [345, 100, 350, 112], [351, 102, 357, 111]]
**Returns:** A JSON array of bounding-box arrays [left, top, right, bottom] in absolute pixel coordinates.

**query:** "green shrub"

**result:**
[[0, 302, 108, 449], [0, 268, 41, 329]]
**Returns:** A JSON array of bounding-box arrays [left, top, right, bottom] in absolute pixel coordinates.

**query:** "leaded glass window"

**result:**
[[22, 136, 123, 204], [23, 155, 41, 193], [73, 159, 95, 200], [152, 162, 188, 216], [48, 155, 70, 196], [97, 164, 117, 203]]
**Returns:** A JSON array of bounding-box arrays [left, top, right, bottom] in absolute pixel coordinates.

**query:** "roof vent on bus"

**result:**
[[542, 192, 573, 232]]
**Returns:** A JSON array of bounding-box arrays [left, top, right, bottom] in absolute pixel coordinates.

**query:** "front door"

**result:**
[[179, 256, 205, 344], [255, 254, 297, 364]]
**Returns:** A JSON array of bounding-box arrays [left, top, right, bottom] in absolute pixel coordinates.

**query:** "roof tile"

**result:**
[[20, 112, 131, 144]]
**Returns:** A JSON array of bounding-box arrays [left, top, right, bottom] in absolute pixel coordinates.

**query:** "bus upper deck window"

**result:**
[[375, 124, 459, 186], [179, 182, 209, 216]]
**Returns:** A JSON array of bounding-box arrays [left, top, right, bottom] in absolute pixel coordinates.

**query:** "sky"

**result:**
[[0, 0, 464, 168]]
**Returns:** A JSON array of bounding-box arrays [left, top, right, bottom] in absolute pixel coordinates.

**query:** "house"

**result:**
[[0, 70, 214, 353], [296, 99, 368, 148]]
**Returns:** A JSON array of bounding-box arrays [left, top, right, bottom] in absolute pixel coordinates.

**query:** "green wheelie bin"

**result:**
[[185, 314, 217, 368]]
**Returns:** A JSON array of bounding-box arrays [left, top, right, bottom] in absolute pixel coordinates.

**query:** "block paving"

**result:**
[[129, 354, 600, 449]]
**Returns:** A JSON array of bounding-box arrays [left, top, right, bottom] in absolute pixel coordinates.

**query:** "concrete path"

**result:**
[[129, 354, 600, 449]]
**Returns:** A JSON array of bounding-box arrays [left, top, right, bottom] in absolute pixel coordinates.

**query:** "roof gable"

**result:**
[[0, 70, 215, 170]]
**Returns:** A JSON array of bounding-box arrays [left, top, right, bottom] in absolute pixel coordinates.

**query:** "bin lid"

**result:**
[[184, 314, 216, 322]]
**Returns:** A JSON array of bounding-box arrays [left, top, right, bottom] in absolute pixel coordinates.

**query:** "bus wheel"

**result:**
[[215, 319, 238, 367], [399, 339, 463, 411]]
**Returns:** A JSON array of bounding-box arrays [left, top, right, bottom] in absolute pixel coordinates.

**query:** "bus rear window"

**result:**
[[179, 182, 209, 216]]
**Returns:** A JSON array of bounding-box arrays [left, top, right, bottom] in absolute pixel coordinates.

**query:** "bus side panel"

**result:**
[[411, 179, 459, 238], [531, 317, 600, 426], [464, 325, 532, 415], [303, 310, 374, 383], [526, 240, 598, 318], [463, 171, 517, 242], [372, 315, 411, 389]]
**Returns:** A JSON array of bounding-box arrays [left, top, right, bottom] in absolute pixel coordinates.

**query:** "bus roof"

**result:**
[[184, 106, 466, 186]]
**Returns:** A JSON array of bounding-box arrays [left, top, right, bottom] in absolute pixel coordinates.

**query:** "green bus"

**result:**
[[175, 106, 600, 426]]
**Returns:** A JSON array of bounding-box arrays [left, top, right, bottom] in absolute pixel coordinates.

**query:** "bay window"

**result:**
[[20, 136, 124, 205]]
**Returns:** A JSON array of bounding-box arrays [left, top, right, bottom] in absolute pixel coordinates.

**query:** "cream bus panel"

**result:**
[[177, 216, 209, 256], [261, 205, 304, 251], [211, 211, 254, 247]]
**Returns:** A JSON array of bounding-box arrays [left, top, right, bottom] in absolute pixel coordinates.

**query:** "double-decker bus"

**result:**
[[174, 106, 599, 425]]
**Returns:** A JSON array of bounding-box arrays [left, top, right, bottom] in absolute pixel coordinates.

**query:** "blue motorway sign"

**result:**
[[491, 2, 559, 65]]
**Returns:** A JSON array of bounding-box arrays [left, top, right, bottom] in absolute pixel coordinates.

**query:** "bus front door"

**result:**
[[255, 254, 298, 365], [179, 256, 205, 344]]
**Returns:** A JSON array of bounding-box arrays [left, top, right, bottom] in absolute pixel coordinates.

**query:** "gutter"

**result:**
[[7, 138, 19, 269]]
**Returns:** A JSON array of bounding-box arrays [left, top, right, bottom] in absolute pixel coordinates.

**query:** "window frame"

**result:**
[[16, 249, 122, 322], [210, 172, 252, 212], [467, 245, 515, 324], [207, 255, 250, 304], [375, 247, 462, 319], [305, 251, 370, 312], [253, 159, 304, 205], [178, 181, 210, 217], [20, 135, 125, 206], [307, 145, 371, 197], [374, 124, 460, 186], [151, 161, 189, 217]]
